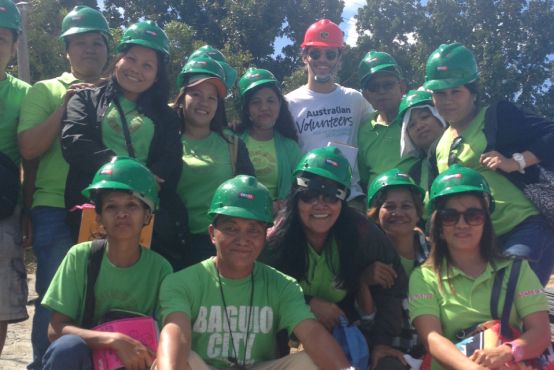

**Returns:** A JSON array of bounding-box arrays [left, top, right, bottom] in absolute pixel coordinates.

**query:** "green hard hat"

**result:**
[[429, 164, 494, 211], [424, 43, 479, 91], [367, 168, 424, 207], [238, 68, 278, 98], [0, 0, 20, 32], [117, 20, 169, 57], [82, 157, 159, 211], [176, 56, 226, 89], [208, 175, 273, 225], [60, 5, 110, 39], [358, 51, 401, 86], [294, 146, 352, 190], [397, 89, 434, 124], [189, 45, 237, 90]]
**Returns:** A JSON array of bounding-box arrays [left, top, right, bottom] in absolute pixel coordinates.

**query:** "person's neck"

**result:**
[[71, 70, 101, 84], [305, 231, 328, 253], [214, 257, 253, 279], [106, 238, 142, 268], [184, 123, 211, 140], [450, 249, 486, 278], [387, 231, 416, 260], [450, 107, 478, 134], [248, 127, 274, 141], [306, 78, 336, 94], [377, 108, 399, 125]]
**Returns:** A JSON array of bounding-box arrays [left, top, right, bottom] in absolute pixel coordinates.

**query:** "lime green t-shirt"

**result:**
[[0, 73, 30, 164], [243, 136, 278, 199], [177, 132, 234, 234], [358, 113, 417, 189], [299, 239, 347, 303], [400, 256, 416, 277], [435, 108, 539, 236], [158, 259, 314, 368], [42, 241, 172, 326], [18, 72, 79, 208], [409, 260, 547, 370], [101, 97, 155, 164]]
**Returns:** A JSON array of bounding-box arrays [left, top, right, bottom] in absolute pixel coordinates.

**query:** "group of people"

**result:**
[[1, 1, 553, 370]]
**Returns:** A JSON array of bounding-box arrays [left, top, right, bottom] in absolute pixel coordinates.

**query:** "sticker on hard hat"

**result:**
[[369, 57, 379, 63], [239, 192, 255, 200], [320, 31, 329, 40], [0, 7, 7, 12], [145, 30, 157, 37], [397, 173, 409, 178], [72, 16, 82, 21], [325, 159, 339, 167], [437, 66, 448, 71], [100, 168, 113, 175], [443, 173, 462, 181]]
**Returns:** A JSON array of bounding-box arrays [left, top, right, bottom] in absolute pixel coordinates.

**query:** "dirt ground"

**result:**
[[1, 248, 553, 370]]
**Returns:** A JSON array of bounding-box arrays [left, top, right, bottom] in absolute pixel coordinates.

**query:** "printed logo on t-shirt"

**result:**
[[193, 305, 273, 365], [296, 105, 353, 134]]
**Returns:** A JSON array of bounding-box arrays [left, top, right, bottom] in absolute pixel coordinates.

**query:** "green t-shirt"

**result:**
[[358, 113, 417, 189], [400, 256, 416, 277], [158, 259, 314, 368], [18, 72, 79, 208], [42, 241, 172, 326], [243, 136, 278, 199], [177, 132, 234, 234], [409, 259, 547, 370], [435, 108, 539, 236], [299, 239, 347, 303], [0, 73, 30, 164], [101, 97, 155, 164]]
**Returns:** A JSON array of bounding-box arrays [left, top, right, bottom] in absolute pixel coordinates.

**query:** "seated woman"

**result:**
[[409, 165, 550, 370], [41, 157, 173, 370], [398, 89, 447, 193], [366, 169, 429, 366], [264, 146, 408, 370], [236, 68, 302, 214], [173, 55, 254, 266]]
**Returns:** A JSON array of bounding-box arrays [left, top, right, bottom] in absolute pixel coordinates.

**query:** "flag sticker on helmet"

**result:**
[[443, 173, 462, 181], [397, 173, 409, 179], [145, 30, 157, 37], [437, 66, 448, 71], [100, 168, 113, 175], [72, 16, 82, 20], [325, 159, 339, 167], [239, 192, 255, 200], [0, 7, 7, 12], [320, 31, 329, 40]]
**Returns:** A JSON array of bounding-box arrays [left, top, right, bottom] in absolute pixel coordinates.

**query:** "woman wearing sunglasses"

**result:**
[[409, 165, 549, 370], [264, 146, 409, 370], [425, 43, 554, 285]]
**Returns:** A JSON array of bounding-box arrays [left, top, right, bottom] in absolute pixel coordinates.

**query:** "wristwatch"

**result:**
[[505, 341, 524, 362], [512, 153, 526, 174]]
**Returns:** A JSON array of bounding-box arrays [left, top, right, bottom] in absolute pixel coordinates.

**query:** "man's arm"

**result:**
[[157, 312, 192, 370], [294, 319, 351, 370]]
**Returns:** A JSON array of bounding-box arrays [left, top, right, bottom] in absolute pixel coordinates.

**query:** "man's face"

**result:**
[[303, 46, 341, 82], [362, 71, 405, 113], [0, 28, 16, 75]]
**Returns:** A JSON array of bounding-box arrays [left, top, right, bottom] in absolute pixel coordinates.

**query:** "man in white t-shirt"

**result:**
[[286, 19, 372, 204]]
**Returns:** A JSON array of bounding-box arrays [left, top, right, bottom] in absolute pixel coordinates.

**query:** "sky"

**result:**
[[341, 0, 366, 46]]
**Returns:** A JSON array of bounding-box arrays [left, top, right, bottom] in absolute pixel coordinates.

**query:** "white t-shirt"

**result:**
[[286, 84, 372, 199]]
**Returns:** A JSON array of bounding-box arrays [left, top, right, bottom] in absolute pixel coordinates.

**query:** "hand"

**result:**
[[469, 343, 513, 369], [110, 332, 155, 370], [63, 82, 95, 106], [20, 211, 33, 248], [371, 345, 408, 370], [480, 151, 519, 173], [362, 262, 397, 289], [272, 199, 286, 215], [309, 297, 344, 331]]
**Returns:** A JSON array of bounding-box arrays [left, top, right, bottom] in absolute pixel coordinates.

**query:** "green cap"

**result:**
[[189, 45, 237, 90], [60, 5, 110, 40], [177, 56, 227, 94], [82, 157, 159, 211], [208, 175, 273, 225], [358, 51, 401, 86], [397, 89, 434, 123], [294, 146, 352, 190], [0, 0, 20, 32], [367, 168, 424, 207], [424, 43, 479, 91], [429, 164, 494, 211], [238, 68, 278, 98], [117, 20, 169, 57]]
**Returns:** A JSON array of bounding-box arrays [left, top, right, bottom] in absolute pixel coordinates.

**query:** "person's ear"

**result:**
[[208, 224, 216, 244]]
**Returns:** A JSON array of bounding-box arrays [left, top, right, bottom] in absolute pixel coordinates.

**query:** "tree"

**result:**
[[353, 0, 554, 115]]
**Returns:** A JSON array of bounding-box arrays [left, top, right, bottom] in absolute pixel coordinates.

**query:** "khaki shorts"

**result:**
[[0, 207, 28, 323]]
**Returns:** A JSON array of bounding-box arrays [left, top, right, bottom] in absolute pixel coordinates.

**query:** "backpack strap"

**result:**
[[490, 265, 507, 320], [113, 97, 136, 158], [228, 134, 238, 176], [82, 239, 107, 329], [500, 259, 523, 339]]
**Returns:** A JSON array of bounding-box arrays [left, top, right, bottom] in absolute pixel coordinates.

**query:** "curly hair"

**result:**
[[238, 84, 298, 142]]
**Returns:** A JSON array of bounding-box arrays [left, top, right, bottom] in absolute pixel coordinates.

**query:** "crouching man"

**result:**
[[156, 175, 354, 370]]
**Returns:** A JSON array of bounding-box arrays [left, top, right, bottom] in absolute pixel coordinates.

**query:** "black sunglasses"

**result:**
[[364, 80, 398, 93], [448, 136, 464, 166], [296, 177, 347, 204], [308, 49, 338, 61], [298, 188, 341, 204], [438, 208, 486, 226]]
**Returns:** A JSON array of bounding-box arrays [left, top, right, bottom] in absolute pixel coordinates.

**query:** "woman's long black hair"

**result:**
[[238, 83, 298, 142]]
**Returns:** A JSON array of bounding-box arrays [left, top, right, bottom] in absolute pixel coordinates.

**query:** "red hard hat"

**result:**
[[301, 19, 345, 49]]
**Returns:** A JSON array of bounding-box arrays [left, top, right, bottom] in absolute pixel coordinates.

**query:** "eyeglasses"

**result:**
[[296, 177, 347, 204], [298, 188, 341, 204], [364, 80, 398, 93], [448, 136, 463, 166], [438, 208, 486, 226], [308, 49, 338, 61]]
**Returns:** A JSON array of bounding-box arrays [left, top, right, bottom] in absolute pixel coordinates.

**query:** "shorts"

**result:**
[[0, 206, 29, 323]]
